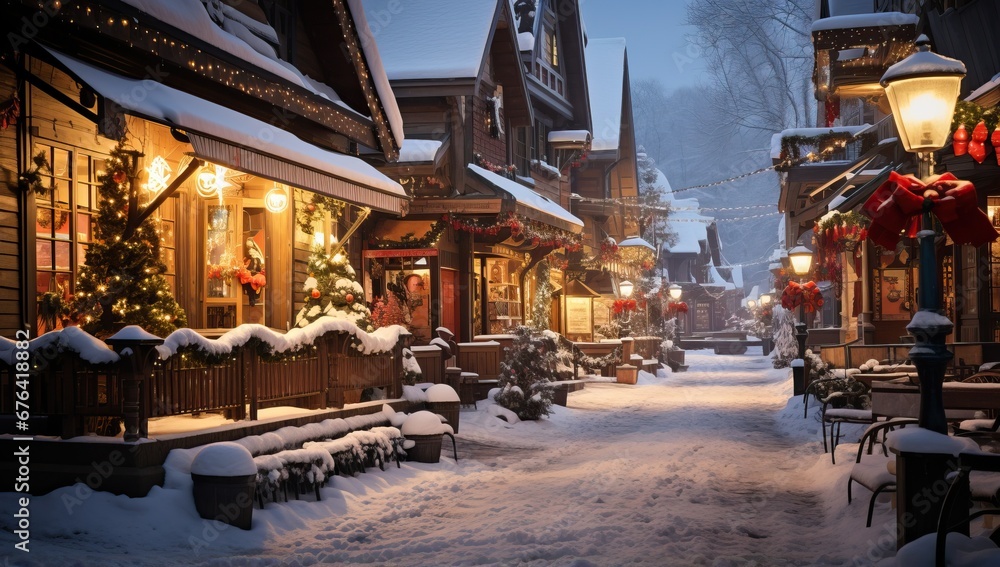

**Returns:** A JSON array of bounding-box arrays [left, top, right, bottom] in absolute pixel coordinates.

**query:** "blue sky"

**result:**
[[581, 0, 707, 92]]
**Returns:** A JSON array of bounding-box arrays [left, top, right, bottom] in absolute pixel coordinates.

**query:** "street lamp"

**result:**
[[747, 299, 757, 309], [760, 293, 772, 306], [668, 284, 683, 346], [788, 245, 813, 395], [618, 280, 634, 338], [881, 36, 965, 435]]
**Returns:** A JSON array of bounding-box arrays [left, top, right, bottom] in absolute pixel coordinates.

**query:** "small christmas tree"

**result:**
[[295, 244, 373, 331], [771, 306, 798, 369], [493, 326, 556, 420], [73, 143, 187, 337], [530, 261, 552, 331]]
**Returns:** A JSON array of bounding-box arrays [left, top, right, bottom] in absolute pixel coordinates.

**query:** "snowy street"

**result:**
[[2, 350, 899, 566]]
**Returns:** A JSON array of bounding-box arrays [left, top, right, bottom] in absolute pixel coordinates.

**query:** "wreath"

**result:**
[[36, 208, 69, 230]]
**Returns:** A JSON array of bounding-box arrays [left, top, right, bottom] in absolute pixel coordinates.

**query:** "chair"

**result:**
[[935, 452, 1000, 567], [822, 392, 877, 464], [847, 418, 917, 527]]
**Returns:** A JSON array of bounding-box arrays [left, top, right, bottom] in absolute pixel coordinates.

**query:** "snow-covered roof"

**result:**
[[881, 44, 967, 84], [618, 236, 655, 250], [655, 168, 674, 196], [46, 49, 405, 200], [586, 38, 627, 153], [810, 12, 918, 33], [706, 265, 736, 290], [397, 139, 444, 163], [771, 125, 873, 160], [665, 215, 710, 255], [360, 0, 498, 81], [967, 71, 1000, 101], [467, 164, 583, 227], [731, 265, 744, 289], [518, 32, 536, 52], [346, 0, 404, 144]]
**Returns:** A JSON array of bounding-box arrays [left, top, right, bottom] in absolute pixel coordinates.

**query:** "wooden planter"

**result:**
[[425, 401, 460, 434], [191, 473, 256, 530], [406, 434, 443, 463], [616, 364, 638, 385], [666, 349, 685, 366]]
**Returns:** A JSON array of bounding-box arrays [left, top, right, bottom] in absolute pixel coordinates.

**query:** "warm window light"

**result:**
[[265, 185, 288, 213], [619, 280, 634, 298], [881, 36, 966, 153], [760, 293, 772, 306], [788, 246, 814, 276], [313, 231, 325, 247], [668, 284, 683, 300]]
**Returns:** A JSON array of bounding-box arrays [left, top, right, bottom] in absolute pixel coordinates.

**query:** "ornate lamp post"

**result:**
[[788, 245, 813, 395], [668, 283, 683, 346], [618, 279, 634, 338], [881, 36, 965, 435]]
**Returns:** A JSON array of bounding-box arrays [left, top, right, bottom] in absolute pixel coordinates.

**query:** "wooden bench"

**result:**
[[456, 341, 502, 401]]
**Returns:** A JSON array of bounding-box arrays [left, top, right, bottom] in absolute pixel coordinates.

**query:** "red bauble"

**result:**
[[345, 293, 354, 303], [112, 170, 127, 184], [311, 289, 321, 299], [953, 124, 969, 156], [992, 127, 1000, 166], [970, 121, 989, 164], [306, 203, 316, 213]]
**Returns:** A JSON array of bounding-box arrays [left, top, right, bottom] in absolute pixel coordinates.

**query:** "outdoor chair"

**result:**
[[935, 452, 1000, 567], [847, 418, 917, 527], [822, 392, 877, 464]]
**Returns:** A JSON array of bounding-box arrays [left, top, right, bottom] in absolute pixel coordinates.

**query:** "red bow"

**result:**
[[862, 171, 998, 249]]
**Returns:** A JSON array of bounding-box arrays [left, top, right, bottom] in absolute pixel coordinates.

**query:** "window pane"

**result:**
[[76, 181, 90, 209], [55, 272, 72, 297], [36, 271, 52, 294], [54, 210, 71, 240], [36, 240, 53, 270], [76, 155, 90, 185], [36, 208, 54, 237], [55, 241, 71, 270], [162, 247, 175, 273], [92, 159, 106, 183], [54, 178, 70, 205], [77, 243, 88, 265], [76, 213, 91, 242], [53, 148, 70, 178], [160, 219, 175, 247]]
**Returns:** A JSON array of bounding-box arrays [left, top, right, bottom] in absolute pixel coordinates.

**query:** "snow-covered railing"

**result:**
[[0, 321, 411, 439]]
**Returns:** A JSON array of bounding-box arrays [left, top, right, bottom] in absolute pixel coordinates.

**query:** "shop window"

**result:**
[[486, 258, 522, 333], [33, 143, 104, 333], [989, 198, 1000, 314]]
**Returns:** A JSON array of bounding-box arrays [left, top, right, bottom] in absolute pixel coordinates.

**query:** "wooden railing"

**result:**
[[1, 326, 409, 439], [820, 341, 1000, 379], [410, 345, 446, 384]]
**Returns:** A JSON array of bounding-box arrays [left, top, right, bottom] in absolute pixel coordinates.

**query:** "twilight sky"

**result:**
[[581, 0, 708, 92]]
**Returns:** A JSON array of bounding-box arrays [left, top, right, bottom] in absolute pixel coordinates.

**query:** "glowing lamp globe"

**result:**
[[788, 246, 814, 276], [760, 293, 772, 306], [619, 280, 634, 298], [668, 284, 683, 300], [747, 299, 757, 309], [881, 36, 966, 153]]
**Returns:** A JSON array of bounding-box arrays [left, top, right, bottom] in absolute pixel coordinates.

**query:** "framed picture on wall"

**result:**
[[874, 268, 911, 321]]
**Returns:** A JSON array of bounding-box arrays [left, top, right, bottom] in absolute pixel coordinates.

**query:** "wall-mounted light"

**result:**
[[265, 185, 288, 213], [196, 164, 231, 198], [143, 155, 172, 196]]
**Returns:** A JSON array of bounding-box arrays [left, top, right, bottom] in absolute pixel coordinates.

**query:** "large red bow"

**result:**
[[862, 171, 998, 249]]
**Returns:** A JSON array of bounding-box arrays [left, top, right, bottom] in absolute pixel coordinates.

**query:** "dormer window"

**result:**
[[544, 29, 558, 69]]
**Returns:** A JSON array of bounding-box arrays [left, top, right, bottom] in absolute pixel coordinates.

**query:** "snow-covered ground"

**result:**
[[2, 349, 991, 565]]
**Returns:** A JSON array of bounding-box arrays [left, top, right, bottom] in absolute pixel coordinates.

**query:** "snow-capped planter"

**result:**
[[425, 384, 461, 433], [190, 442, 257, 530], [400, 411, 456, 463], [616, 364, 638, 385]]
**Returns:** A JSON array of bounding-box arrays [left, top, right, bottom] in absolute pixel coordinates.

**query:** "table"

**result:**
[[854, 372, 915, 388], [871, 380, 1000, 420]]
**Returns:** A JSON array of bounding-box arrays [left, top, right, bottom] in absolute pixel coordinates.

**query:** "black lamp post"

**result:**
[[669, 283, 683, 346], [881, 36, 966, 435], [788, 245, 813, 395]]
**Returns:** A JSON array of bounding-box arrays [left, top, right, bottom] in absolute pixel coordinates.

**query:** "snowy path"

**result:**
[[2, 351, 895, 566]]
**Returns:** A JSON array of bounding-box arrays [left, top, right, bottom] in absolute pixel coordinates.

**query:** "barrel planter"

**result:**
[[406, 434, 444, 463], [616, 364, 638, 385], [190, 443, 257, 530], [425, 384, 461, 433]]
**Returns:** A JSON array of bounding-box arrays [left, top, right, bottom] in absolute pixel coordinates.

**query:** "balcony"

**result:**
[[812, 12, 919, 101], [529, 58, 566, 100]]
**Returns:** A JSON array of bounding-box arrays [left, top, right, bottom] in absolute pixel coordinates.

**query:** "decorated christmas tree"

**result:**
[[73, 143, 187, 338], [295, 244, 373, 331], [530, 261, 552, 331], [771, 306, 798, 369], [493, 326, 556, 420]]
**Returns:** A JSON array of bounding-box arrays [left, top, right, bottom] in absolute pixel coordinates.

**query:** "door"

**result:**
[[204, 199, 267, 328]]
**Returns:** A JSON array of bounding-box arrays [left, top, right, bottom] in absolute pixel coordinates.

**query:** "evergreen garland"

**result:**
[[73, 142, 187, 337], [296, 193, 346, 235], [494, 326, 556, 420], [530, 261, 552, 330]]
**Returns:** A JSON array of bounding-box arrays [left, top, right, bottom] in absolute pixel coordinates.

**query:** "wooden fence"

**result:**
[[819, 341, 1000, 378], [1, 328, 407, 439]]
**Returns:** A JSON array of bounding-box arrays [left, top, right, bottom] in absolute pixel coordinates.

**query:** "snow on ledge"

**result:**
[[810, 12, 918, 33], [157, 320, 409, 360], [548, 130, 591, 144], [0, 327, 119, 365], [885, 427, 980, 456]]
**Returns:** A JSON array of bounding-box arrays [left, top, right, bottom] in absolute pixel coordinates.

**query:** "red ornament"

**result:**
[[307, 203, 317, 213], [992, 127, 1000, 166], [969, 121, 988, 164], [345, 293, 354, 303], [953, 124, 969, 156], [311, 289, 321, 299], [112, 170, 127, 184]]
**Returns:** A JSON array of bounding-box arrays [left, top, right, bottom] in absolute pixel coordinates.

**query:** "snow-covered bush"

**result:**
[[771, 306, 798, 369], [493, 326, 556, 420], [401, 348, 422, 385]]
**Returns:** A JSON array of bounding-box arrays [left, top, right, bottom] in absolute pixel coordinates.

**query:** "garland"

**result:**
[[813, 211, 869, 295], [13, 151, 54, 195], [574, 346, 621, 373], [952, 101, 1000, 133], [473, 152, 517, 179], [0, 93, 20, 130], [368, 220, 447, 250], [443, 212, 582, 251], [296, 193, 346, 235]]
